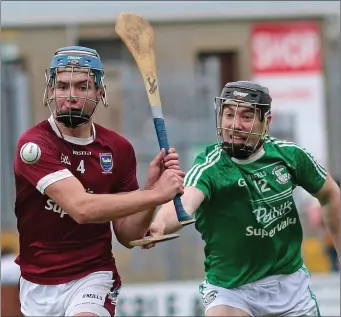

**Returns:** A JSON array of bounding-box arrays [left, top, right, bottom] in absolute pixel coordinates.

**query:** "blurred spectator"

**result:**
[[1, 247, 21, 284]]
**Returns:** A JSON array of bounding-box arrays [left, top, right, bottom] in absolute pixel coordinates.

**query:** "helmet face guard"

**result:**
[[43, 46, 108, 129], [214, 81, 272, 159]]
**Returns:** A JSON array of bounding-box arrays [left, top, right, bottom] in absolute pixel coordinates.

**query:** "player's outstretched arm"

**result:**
[[313, 174, 340, 257], [45, 170, 183, 224], [152, 186, 205, 235]]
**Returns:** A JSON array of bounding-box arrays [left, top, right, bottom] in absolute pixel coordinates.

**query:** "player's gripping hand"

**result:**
[[145, 148, 184, 190], [141, 222, 166, 249], [152, 169, 185, 204], [163, 147, 182, 170]]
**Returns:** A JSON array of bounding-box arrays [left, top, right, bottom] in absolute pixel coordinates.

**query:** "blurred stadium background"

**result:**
[[1, 1, 340, 316]]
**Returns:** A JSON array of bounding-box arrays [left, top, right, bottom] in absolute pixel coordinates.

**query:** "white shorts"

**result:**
[[19, 271, 121, 317], [200, 265, 320, 316]]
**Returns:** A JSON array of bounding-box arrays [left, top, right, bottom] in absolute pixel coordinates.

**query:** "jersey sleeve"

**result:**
[[184, 151, 213, 200], [14, 135, 73, 194], [294, 146, 327, 194], [118, 142, 139, 192]]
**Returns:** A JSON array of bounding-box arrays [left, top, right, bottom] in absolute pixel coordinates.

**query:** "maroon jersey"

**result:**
[[14, 116, 139, 285]]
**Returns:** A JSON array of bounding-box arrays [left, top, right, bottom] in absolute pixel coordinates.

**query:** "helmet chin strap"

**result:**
[[221, 140, 264, 159], [55, 109, 92, 129]]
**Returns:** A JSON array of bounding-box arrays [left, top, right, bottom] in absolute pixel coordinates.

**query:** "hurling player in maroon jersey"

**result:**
[[14, 46, 186, 317]]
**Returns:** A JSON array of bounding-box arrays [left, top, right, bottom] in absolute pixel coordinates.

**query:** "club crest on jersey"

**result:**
[[272, 165, 291, 184], [99, 153, 113, 174]]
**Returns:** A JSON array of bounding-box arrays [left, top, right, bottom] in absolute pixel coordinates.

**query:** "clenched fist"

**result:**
[[152, 169, 184, 204]]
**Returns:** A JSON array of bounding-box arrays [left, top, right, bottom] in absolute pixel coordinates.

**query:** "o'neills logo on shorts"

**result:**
[[82, 294, 103, 300]]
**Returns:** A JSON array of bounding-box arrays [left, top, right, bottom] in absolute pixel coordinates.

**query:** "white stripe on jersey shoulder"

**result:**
[[37, 169, 74, 194], [265, 136, 327, 179], [184, 145, 221, 186], [192, 149, 222, 187], [48, 116, 96, 145]]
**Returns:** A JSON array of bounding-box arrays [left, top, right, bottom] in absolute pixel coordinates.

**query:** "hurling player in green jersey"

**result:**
[[147, 81, 340, 316]]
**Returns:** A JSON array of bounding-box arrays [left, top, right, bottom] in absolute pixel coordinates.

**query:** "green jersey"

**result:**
[[184, 136, 327, 289]]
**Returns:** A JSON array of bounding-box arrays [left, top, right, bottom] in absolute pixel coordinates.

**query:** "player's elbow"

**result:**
[[117, 232, 145, 249], [69, 195, 95, 224], [117, 237, 134, 249], [114, 220, 146, 249], [73, 211, 89, 224], [67, 206, 89, 224]]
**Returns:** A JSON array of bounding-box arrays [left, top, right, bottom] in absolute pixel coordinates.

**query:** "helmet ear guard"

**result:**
[[43, 46, 109, 129]]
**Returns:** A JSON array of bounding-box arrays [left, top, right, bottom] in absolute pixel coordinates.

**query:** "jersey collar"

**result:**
[[48, 115, 96, 145], [231, 147, 265, 165]]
